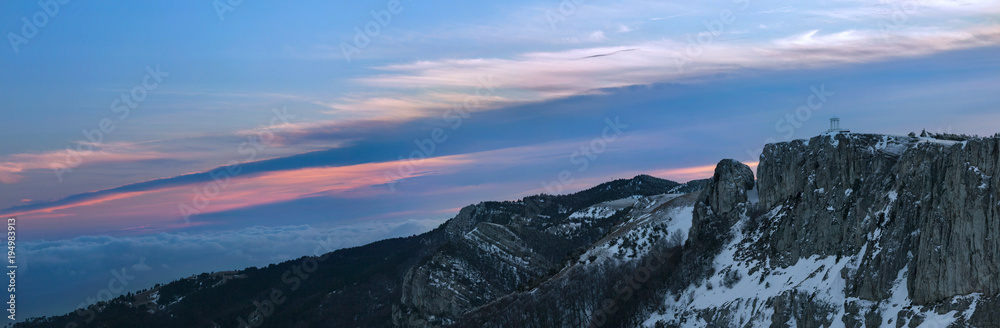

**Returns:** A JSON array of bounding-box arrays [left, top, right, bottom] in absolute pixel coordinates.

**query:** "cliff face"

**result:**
[[899, 137, 1000, 304], [689, 159, 755, 248], [650, 133, 1000, 328], [757, 134, 1000, 304]]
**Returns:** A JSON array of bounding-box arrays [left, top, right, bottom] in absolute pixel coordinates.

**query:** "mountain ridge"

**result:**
[[17, 174, 707, 328], [16, 132, 1000, 328]]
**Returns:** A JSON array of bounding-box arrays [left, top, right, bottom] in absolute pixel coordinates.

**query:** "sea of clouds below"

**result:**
[[16, 218, 445, 321]]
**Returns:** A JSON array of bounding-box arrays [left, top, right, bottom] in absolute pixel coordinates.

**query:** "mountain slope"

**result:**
[[16, 175, 708, 328], [394, 175, 703, 327], [451, 192, 698, 328]]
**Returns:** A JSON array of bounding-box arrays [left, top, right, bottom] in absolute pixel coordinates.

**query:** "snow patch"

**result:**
[[917, 137, 962, 147], [643, 200, 983, 328]]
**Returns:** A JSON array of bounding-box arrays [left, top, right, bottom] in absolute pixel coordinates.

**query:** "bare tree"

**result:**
[[668, 229, 686, 248]]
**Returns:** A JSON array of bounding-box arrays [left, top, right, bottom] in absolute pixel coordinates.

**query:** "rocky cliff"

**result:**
[[649, 133, 1000, 327], [757, 134, 1000, 305], [689, 158, 756, 251]]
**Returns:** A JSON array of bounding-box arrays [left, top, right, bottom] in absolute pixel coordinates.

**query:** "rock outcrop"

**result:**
[[757, 134, 1000, 304], [689, 158, 756, 247], [651, 133, 1000, 328], [901, 137, 1000, 304]]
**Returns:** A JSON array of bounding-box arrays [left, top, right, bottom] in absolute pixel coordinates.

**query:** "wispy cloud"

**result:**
[[756, 6, 795, 14], [0, 155, 475, 219], [0, 129, 678, 223], [650, 13, 693, 21], [0, 142, 174, 184], [333, 25, 999, 123], [17, 19, 997, 217], [6, 0, 999, 242]]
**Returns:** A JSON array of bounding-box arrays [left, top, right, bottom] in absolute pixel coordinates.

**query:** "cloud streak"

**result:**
[[1, 129, 692, 225], [336, 25, 1000, 122], [0, 142, 171, 184], [0, 154, 475, 219]]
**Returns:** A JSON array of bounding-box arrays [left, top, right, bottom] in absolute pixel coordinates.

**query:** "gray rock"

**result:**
[[768, 290, 838, 328], [756, 133, 1000, 305], [690, 158, 756, 247]]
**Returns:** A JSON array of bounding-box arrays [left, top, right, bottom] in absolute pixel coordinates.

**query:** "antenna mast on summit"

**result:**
[[827, 117, 848, 133]]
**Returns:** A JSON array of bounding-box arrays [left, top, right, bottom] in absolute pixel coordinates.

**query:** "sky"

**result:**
[[0, 0, 998, 320]]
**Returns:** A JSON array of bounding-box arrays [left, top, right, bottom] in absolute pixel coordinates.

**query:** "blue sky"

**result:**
[[1, 0, 998, 320]]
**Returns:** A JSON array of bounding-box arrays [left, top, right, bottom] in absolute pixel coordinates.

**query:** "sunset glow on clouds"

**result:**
[[0, 0, 996, 241], [1, 0, 998, 319], [2, 128, 757, 239], [346, 26, 1000, 119], [2, 155, 475, 233], [0, 142, 171, 184], [651, 162, 760, 183]]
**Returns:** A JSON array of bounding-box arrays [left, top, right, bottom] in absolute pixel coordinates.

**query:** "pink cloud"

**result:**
[[9, 155, 478, 231], [0, 142, 172, 184], [649, 161, 759, 182]]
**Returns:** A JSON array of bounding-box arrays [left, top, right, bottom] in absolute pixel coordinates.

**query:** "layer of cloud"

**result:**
[[5, 1, 996, 216], [1, 126, 697, 231], [0, 142, 170, 184], [0, 154, 474, 219], [18, 219, 445, 320], [337, 25, 1000, 121], [649, 161, 759, 182]]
